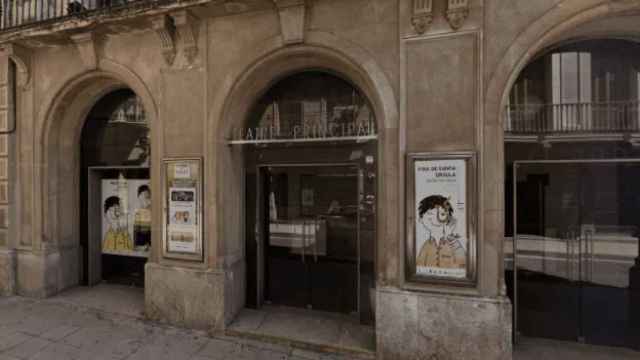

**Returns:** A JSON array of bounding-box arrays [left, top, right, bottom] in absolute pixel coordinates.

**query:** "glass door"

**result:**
[[512, 160, 640, 349], [261, 164, 360, 315]]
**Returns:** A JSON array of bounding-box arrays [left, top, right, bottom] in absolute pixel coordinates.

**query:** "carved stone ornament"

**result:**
[[151, 15, 176, 66], [411, 0, 433, 35], [273, 0, 307, 45], [446, 0, 469, 30], [70, 32, 99, 70], [171, 10, 199, 64], [1, 44, 30, 90]]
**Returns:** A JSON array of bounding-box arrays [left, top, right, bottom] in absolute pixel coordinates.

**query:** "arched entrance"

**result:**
[[33, 65, 157, 298], [80, 88, 151, 287], [504, 38, 640, 349], [229, 71, 378, 350]]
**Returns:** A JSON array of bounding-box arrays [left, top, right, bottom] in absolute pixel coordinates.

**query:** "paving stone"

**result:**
[[193, 338, 242, 360], [3, 337, 53, 360], [38, 325, 81, 342], [0, 332, 31, 352], [28, 342, 84, 360]]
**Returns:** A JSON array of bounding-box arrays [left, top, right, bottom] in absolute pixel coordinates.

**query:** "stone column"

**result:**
[[0, 49, 16, 296]]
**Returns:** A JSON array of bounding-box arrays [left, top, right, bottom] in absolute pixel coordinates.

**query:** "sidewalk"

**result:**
[[0, 295, 361, 360]]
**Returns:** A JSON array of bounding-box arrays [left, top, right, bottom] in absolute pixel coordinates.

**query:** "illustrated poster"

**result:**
[[101, 177, 132, 255], [414, 159, 467, 279], [101, 177, 151, 257]]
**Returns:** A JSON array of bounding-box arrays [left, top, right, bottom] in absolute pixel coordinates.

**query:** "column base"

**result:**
[[144, 260, 245, 331], [0, 249, 16, 296], [376, 287, 512, 360]]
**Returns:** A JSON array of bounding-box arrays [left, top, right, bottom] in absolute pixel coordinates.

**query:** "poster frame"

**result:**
[[405, 151, 477, 287], [162, 157, 204, 262]]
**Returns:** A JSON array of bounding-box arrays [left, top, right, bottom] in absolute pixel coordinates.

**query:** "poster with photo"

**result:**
[[168, 187, 197, 253], [163, 158, 203, 261], [101, 177, 133, 255], [407, 153, 476, 285], [129, 179, 151, 253]]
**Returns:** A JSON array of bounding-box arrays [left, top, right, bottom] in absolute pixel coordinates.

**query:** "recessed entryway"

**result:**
[[228, 306, 375, 356]]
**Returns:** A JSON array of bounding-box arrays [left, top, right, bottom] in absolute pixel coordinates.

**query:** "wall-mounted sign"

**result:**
[[162, 158, 203, 261], [405, 152, 477, 286], [230, 121, 377, 145]]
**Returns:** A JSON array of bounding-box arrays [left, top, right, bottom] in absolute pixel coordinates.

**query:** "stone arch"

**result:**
[[33, 59, 157, 293], [207, 30, 400, 317], [483, 0, 640, 293]]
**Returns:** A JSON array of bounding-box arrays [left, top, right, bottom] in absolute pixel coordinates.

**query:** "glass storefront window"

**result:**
[[505, 39, 640, 349]]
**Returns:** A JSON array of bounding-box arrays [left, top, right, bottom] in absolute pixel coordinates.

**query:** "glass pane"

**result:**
[[265, 166, 359, 313], [513, 161, 640, 347]]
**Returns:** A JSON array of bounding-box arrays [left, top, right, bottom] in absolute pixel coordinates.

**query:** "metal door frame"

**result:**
[[254, 162, 363, 315], [512, 158, 640, 343]]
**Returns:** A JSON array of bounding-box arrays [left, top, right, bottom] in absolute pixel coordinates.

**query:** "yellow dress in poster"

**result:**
[[103, 228, 133, 252], [102, 194, 133, 252]]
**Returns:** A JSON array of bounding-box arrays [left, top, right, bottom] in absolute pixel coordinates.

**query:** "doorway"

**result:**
[[510, 159, 640, 349], [260, 164, 360, 314], [80, 88, 151, 288]]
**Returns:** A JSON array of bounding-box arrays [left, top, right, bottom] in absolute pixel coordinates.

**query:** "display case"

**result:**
[[87, 166, 150, 285]]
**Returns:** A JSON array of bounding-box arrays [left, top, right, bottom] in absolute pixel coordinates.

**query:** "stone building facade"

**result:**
[[0, 0, 639, 359]]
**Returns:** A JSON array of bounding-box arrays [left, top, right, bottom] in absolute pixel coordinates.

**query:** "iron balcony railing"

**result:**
[[0, 0, 176, 31], [505, 101, 640, 134]]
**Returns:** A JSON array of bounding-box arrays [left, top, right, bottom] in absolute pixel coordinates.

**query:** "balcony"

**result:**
[[0, 0, 277, 40], [0, 0, 177, 31], [505, 101, 640, 142]]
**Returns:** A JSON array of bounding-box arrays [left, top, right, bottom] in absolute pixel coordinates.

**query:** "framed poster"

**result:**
[[406, 152, 477, 286], [100, 176, 151, 258], [162, 158, 203, 261]]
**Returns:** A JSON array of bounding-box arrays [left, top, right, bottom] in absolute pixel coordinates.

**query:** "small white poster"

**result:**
[[414, 159, 467, 279], [167, 187, 197, 253]]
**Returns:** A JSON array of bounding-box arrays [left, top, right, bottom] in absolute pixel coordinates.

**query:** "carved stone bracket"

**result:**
[[70, 32, 99, 70], [273, 0, 307, 45], [446, 0, 469, 30], [171, 10, 199, 65], [1, 44, 31, 90], [151, 15, 177, 66], [411, 0, 433, 35]]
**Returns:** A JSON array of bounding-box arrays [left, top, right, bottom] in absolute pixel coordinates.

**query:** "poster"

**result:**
[[167, 187, 197, 253], [163, 158, 203, 261], [413, 158, 469, 280], [129, 179, 151, 252], [101, 177, 132, 255], [101, 177, 151, 257]]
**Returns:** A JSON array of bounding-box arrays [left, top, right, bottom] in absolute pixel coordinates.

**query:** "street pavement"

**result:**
[[0, 296, 362, 360]]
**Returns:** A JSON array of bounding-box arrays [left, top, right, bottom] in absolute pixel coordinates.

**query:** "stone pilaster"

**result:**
[[0, 48, 15, 295]]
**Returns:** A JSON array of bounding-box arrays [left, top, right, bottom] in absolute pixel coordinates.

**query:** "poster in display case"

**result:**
[[100, 177, 151, 257], [162, 158, 203, 261], [405, 152, 477, 286], [87, 167, 150, 285]]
